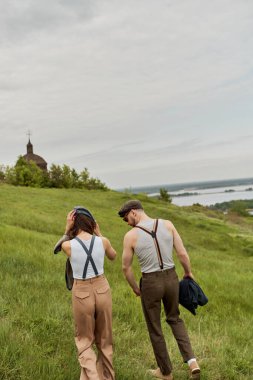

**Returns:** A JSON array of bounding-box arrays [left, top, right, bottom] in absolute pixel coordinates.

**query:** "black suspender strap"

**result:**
[[74, 236, 98, 278], [153, 219, 163, 269], [135, 219, 164, 270]]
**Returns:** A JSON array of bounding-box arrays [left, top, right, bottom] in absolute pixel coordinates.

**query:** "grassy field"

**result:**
[[0, 184, 252, 380]]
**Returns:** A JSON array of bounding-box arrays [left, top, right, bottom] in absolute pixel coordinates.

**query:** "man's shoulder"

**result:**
[[157, 218, 171, 222], [159, 219, 174, 229], [124, 228, 138, 238], [123, 228, 138, 245]]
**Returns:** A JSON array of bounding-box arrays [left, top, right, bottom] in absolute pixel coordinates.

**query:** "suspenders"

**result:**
[[74, 235, 98, 279], [135, 219, 164, 270]]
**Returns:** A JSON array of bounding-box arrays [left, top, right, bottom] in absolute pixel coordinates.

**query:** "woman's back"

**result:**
[[70, 236, 105, 279]]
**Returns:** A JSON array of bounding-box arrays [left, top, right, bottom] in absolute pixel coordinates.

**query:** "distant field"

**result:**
[[0, 184, 252, 380]]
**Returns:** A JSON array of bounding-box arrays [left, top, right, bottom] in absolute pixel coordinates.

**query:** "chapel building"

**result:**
[[23, 139, 47, 171]]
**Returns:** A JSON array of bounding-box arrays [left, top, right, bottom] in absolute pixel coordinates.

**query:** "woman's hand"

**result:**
[[94, 222, 102, 237], [65, 210, 76, 234]]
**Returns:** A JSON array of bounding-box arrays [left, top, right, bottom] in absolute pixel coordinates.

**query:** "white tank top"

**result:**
[[70, 236, 105, 279], [135, 219, 175, 273]]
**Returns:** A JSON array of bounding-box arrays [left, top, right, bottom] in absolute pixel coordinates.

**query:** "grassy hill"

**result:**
[[0, 184, 252, 380]]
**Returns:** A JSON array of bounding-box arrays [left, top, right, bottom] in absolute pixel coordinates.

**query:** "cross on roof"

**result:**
[[26, 130, 32, 140]]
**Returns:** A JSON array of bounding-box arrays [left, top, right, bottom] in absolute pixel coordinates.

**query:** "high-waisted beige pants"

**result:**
[[72, 275, 115, 380]]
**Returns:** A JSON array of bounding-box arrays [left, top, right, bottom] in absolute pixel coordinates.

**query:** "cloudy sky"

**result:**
[[1, 0, 252, 189]]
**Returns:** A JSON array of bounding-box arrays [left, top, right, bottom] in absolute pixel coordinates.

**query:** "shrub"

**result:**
[[3, 157, 108, 190], [159, 188, 172, 203]]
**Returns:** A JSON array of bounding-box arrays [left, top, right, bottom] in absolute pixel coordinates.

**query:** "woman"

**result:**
[[57, 206, 116, 380]]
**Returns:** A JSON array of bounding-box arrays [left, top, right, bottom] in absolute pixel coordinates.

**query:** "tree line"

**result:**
[[0, 156, 108, 190], [209, 199, 253, 216]]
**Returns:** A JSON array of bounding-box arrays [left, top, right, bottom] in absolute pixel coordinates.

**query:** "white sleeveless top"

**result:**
[[70, 236, 105, 279], [135, 219, 175, 273]]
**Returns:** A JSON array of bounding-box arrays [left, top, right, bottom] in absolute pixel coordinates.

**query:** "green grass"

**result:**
[[0, 184, 252, 379]]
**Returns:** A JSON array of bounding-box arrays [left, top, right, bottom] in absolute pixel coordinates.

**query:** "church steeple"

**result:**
[[23, 131, 48, 171], [27, 138, 33, 154]]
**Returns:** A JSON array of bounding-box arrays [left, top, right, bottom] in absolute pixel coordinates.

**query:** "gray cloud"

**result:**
[[0, 0, 253, 187], [0, 0, 94, 45]]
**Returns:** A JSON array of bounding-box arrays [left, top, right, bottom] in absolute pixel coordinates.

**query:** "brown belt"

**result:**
[[142, 267, 175, 278]]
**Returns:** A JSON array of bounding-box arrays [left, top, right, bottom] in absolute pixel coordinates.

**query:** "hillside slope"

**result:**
[[0, 184, 252, 380]]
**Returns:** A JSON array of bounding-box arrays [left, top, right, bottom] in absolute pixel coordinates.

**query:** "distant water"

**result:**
[[170, 185, 253, 206], [124, 177, 253, 207]]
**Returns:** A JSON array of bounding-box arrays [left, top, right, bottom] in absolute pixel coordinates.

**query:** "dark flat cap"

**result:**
[[118, 200, 143, 217], [74, 206, 95, 221]]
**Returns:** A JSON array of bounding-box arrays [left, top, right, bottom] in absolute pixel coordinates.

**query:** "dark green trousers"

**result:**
[[140, 268, 194, 375]]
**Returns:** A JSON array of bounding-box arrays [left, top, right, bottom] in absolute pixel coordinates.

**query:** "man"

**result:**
[[118, 200, 200, 380]]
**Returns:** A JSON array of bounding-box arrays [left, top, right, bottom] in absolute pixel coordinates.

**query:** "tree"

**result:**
[[71, 168, 80, 188], [3, 158, 109, 190], [79, 168, 90, 187], [86, 176, 108, 191], [0, 165, 5, 181], [159, 188, 172, 203], [5, 156, 45, 187], [48, 164, 63, 188], [230, 201, 248, 217], [61, 164, 73, 188]]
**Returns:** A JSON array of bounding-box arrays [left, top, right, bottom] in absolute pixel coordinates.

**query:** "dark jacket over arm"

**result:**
[[179, 278, 208, 315], [53, 234, 70, 254]]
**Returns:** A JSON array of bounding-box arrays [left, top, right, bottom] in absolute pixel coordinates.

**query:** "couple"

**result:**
[[54, 200, 200, 380]]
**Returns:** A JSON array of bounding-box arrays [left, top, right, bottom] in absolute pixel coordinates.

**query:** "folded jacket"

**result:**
[[53, 234, 70, 254], [179, 277, 208, 315]]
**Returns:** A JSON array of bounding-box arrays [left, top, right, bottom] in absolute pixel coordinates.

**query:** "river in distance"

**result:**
[[126, 177, 253, 207]]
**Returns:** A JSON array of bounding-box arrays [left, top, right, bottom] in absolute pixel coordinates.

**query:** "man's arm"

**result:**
[[165, 221, 194, 279], [122, 232, 141, 296]]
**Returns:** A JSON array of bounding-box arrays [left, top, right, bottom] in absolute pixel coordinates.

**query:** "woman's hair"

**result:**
[[68, 213, 96, 238]]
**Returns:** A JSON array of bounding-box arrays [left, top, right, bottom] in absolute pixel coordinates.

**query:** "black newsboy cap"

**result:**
[[118, 200, 143, 217], [74, 206, 95, 222]]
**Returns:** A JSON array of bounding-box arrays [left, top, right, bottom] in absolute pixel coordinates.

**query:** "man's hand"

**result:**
[[133, 287, 141, 297], [183, 272, 194, 280]]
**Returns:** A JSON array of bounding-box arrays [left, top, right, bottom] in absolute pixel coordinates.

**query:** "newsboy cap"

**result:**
[[118, 200, 143, 217], [74, 206, 95, 222]]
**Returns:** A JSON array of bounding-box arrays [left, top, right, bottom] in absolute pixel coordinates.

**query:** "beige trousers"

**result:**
[[72, 275, 115, 380]]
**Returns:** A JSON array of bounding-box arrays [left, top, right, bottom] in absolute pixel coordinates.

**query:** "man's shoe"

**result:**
[[147, 368, 173, 380], [189, 362, 200, 379]]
